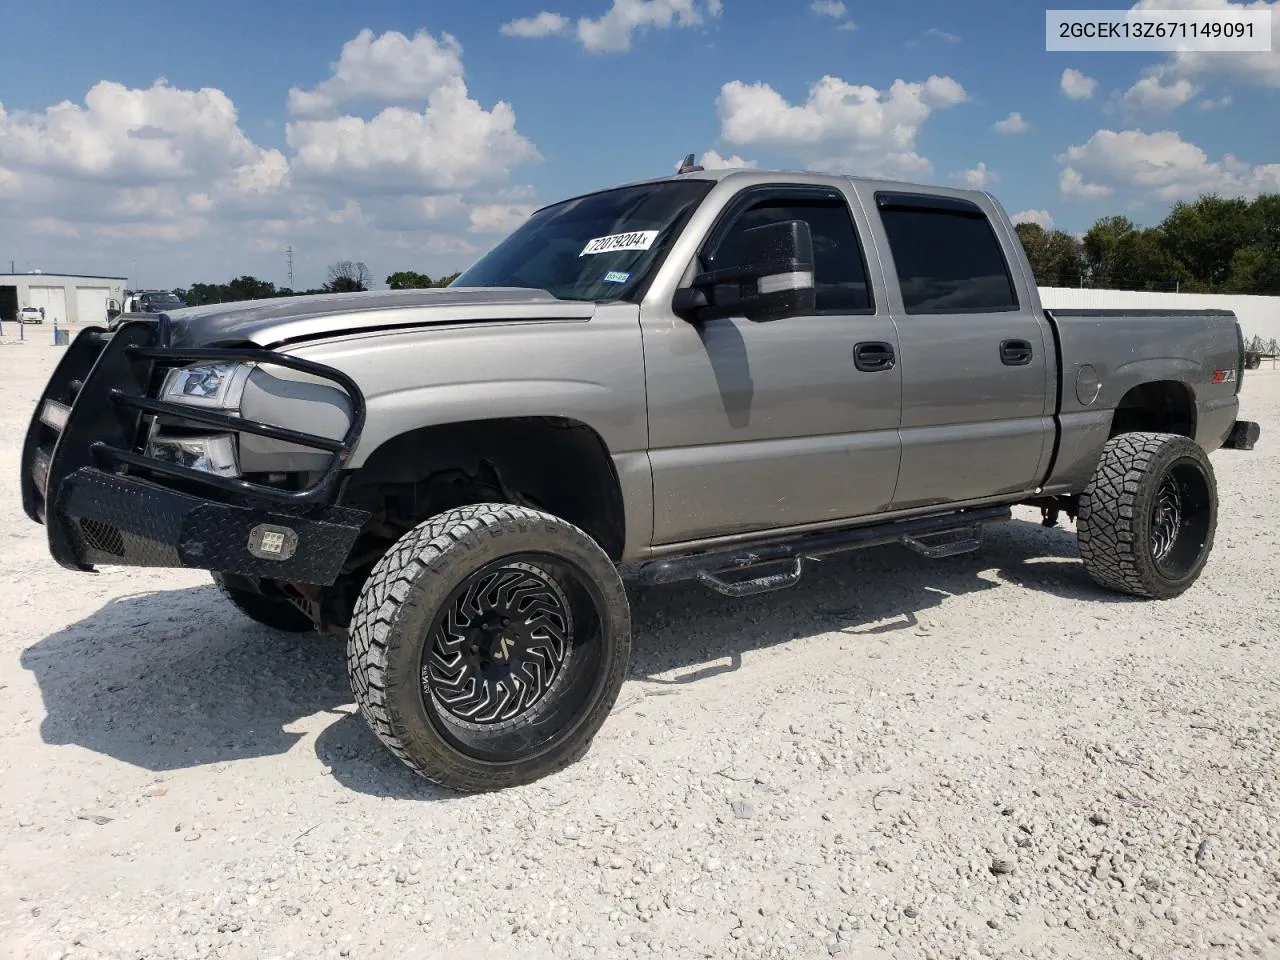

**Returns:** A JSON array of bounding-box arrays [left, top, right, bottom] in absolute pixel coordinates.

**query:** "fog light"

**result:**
[[144, 433, 240, 477]]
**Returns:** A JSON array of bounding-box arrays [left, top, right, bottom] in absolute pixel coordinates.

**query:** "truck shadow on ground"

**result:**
[[21, 517, 1131, 800]]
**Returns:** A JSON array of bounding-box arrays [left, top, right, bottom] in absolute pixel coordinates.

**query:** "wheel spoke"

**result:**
[[1150, 474, 1183, 563]]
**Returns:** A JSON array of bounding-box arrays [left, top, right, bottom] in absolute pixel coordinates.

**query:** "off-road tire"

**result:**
[[212, 573, 315, 632], [346, 503, 631, 793], [1077, 432, 1217, 600]]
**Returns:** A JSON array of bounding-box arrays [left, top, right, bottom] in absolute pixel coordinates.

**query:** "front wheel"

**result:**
[[346, 503, 631, 793], [1077, 432, 1218, 599]]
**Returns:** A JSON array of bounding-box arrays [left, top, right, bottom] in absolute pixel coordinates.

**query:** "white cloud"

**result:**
[[287, 78, 539, 192], [0, 80, 285, 202], [28, 217, 81, 238], [699, 150, 756, 170], [716, 74, 968, 178], [952, 162, 996, 188], [1058, 127, 1280, 202], [286, 28, 464, 117], [992, 111, 1028, 134], [0, 29, 547, 290], [810, 0, 857, 30], [501, 12, 572, 38], [1129, 0, 1280, 89], [1118, 74, 1196, 112], [1059, 167, 1114, 199], [497, 0, 722, 52], [418, 194, 468, 221], [1199, 94, 1233, 109], [1060, 68, 1097, 100], [1011, 209, 1055, 230], [468, 203, 536, 234], [576, 0, 722, 53], [906, 27, 959, 46]]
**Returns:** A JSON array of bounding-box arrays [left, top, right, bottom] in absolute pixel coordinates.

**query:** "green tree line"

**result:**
[[1016, 193, 1280, 295], [173, 262, 461, 306]]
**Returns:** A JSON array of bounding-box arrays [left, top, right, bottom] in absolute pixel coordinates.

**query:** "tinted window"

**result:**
[[708, 198, 873, 312], [453, 180, 712, 303], [878, 206, 1018, 313]]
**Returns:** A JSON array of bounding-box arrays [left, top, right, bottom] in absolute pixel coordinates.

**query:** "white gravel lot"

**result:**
[[2, 338, 1278, 960]]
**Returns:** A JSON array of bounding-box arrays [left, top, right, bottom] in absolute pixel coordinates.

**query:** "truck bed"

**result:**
[[1042, 307, 1243, 495]]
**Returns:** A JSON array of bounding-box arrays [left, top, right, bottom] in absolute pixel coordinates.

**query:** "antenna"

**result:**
[[286, 245, 294, 290], [677, 153, 704, 175]]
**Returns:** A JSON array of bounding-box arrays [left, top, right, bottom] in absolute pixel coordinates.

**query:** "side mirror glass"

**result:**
[[674, 219, 816, 323]]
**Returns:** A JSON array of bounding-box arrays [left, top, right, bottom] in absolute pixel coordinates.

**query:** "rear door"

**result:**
[[642, 183, 902, 544], [857, 189, 1054, 510]]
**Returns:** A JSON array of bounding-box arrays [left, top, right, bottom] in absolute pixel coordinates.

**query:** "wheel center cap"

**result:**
[[492, 634, 516, 662]]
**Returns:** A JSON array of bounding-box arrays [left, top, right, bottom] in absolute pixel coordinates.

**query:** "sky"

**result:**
[[0, 0, 1277, 291]]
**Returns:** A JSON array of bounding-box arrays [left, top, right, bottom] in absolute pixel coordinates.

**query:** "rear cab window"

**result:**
[[874, 192, 1019, 314]]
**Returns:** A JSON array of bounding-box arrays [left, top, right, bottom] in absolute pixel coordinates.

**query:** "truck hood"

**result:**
[[159, 287, 597, 348]]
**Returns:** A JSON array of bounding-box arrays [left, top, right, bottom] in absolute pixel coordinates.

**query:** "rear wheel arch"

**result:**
[[1109, 380, 1196, 440]]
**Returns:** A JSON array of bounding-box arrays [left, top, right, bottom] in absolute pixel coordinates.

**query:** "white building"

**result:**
[[0, 272, 128, 326], [1039, 287, 1280, 346]]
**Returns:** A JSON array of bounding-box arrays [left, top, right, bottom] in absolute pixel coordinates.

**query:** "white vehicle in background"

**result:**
[[20, 306, 43, 324]]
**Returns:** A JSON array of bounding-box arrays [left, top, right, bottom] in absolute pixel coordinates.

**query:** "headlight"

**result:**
[[144, 433, 240, 477], [161, 362, 254, 410]]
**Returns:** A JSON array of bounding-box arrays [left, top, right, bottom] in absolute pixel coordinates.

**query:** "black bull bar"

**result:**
[[20, 319, 370, 585]]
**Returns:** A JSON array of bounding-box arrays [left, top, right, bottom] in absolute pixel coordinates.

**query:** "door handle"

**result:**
[[853, 341, 895, 372], [1000, 339, 1033, 366]]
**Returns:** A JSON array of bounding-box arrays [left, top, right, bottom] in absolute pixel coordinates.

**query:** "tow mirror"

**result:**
[[674, 219, 816, 323]]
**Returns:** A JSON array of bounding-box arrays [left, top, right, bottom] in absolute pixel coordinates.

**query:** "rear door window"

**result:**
[[876, 198, 1019, 314]]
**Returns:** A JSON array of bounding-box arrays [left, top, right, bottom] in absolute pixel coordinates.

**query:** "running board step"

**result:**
[[696, 558, 804, 598], [901, 523, 984, 559], [623, 506, 1011, 596]]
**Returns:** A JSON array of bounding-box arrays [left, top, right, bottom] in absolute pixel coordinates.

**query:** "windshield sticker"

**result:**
[[603, 270, 631, 284], [580, 230, 659, 256]]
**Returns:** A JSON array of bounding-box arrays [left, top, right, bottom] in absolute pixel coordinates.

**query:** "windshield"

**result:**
[[141, 293, 185, 310], [452, 180, 712, 302]]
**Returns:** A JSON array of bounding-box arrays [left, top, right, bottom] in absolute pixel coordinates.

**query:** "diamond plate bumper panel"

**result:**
[[55, 467, 366, 585]]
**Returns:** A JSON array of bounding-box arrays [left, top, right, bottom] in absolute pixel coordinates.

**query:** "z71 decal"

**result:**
[[580, 230, 659, 256]]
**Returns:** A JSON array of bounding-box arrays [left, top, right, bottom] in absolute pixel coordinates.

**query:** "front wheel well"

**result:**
[[341, 417, 627, 562], [1109, 380, 1196, 440]]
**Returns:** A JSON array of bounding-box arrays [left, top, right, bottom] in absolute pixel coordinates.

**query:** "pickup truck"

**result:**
[[20, 165, 1262, 793], [106, 289, 187, 330]]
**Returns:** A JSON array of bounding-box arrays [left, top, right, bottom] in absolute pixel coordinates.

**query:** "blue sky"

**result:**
[[1, 0, 1276, 290]]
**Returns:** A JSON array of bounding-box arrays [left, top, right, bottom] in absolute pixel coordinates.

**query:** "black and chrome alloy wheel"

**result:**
[[346, 504, 632, 792], [1147, 457, 1212, 580], [423, 560, 575, 729], [1077, 432, 1218, 600]]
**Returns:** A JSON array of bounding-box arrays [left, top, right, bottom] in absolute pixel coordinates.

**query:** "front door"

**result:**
[[642, 185, 903, 545], [860, 189, 1054, 510]]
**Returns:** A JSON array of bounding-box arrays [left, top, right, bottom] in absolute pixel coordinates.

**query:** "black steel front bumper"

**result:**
[[20, 320, 370, 585]]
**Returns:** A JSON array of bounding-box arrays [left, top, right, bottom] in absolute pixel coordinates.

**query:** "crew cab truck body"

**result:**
[[20, 167, 1261, 793]]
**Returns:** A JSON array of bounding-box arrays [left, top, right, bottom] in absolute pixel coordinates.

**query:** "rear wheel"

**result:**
[[1077, 432, 1217, 599], [346, 503, 631, 793], [212, 573, 315, 633]]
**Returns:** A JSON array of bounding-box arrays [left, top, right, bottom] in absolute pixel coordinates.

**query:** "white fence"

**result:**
[[1039, 287, 1280, 345]]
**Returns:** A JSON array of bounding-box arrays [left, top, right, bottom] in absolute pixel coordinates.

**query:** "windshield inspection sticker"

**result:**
[[580, 230, 659, 256], [603, 271, 631, 284]]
